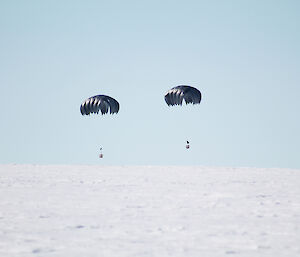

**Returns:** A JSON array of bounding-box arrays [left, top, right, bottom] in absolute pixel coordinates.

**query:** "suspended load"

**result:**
[[164, 85, 201, 106], [186, 140, 190, 149], [99, 147, 103, 159], [80, 95, 120, 115]]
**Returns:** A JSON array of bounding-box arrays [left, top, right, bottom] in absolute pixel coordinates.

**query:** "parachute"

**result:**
[[164, 85, 201, 106], [165, 86, 202, 150], [80, 95, 120, 115]]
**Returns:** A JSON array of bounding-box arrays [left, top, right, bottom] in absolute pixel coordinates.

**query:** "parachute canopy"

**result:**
[[165, 85, 201, 106], [80, 95, 120, 115]]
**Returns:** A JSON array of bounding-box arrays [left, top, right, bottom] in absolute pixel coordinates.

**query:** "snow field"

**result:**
[[0, 165, 299, 257]]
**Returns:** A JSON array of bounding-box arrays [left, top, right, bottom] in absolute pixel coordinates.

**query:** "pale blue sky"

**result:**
[[1, 0, 299, 167]]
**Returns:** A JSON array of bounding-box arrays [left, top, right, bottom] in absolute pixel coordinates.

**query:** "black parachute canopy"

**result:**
[[165, 85, 201, 106], [80, 95, 120, 115]]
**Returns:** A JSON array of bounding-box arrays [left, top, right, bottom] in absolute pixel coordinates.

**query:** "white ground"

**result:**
[[0, 165, 299, 257]]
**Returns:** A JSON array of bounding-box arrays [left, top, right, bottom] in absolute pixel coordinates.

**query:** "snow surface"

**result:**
[[0, 165, 300, 257]]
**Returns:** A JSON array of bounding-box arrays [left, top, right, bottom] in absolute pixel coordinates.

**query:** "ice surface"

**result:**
[[0, 165, 300, 257]]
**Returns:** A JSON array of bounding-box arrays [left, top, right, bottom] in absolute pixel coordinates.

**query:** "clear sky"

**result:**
[[1, 0, 299, 168]]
